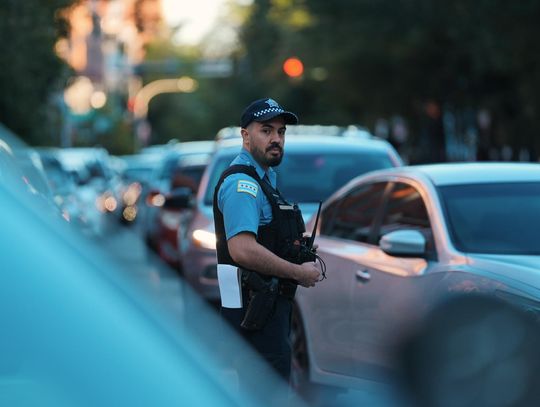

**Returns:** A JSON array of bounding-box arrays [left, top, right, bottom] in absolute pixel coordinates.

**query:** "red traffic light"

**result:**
[[283, 57, 304, 78]]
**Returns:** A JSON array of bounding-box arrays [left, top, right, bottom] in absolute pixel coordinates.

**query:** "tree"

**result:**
[[0, 0, 75, 145], [237, 0, 540, 162]]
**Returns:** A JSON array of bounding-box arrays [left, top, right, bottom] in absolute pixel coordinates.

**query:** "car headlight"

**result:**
[[192, 229, 216, 250]]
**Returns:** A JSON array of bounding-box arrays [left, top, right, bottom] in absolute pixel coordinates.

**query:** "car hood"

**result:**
[[468, 254, 540, 289]]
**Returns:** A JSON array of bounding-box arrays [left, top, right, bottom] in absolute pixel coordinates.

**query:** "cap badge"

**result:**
[[265, 99, 280, 108]]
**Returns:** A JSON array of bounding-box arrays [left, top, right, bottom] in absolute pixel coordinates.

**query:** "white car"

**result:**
[[293, 162, 540, 398], [177, 131, 403, 302]]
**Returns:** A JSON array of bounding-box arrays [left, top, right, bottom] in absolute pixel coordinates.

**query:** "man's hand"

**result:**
[[296, 262, 320, 288], [228, 232, 321, 286]]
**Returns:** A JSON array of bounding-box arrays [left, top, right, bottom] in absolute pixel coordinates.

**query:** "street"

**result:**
[[90, 220, 188, 320]]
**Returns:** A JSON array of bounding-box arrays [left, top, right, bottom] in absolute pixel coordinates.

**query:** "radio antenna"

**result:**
[[307, 201, 322, 249]]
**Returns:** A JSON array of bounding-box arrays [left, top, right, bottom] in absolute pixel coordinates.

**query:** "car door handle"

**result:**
[[356, 269, 371, 283]]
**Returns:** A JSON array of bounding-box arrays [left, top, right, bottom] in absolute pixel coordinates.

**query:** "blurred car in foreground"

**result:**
[[292, 162, 540, 398], [176, 129, 403, 302], [0, 124, 60, 218], [0, 133, 303, 407], [397, 293, 540, 407]]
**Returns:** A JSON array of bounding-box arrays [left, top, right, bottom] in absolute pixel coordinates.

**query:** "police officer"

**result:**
[[213, 98, 320, 383]]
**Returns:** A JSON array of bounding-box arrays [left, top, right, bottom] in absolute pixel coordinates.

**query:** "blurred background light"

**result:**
[[90, 91, 107, 109], [283, 57, 304, 78], [63, 76, 94, 115]]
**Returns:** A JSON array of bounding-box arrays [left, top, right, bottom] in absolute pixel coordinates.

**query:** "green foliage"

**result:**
[[146, 76, 244, 144], [141, 39, 247, 143], [235, 0, 540, 161], [0, 0, 75, 145]]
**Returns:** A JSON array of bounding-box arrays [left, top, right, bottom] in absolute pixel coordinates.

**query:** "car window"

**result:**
[[321, 182, 388, 243], [439, 182, 540, 255], [377, 182, 435, 254], [171, 164, 207, 192]]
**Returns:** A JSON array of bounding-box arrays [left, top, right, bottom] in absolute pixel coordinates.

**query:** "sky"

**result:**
[[161, 0, 229, 46]]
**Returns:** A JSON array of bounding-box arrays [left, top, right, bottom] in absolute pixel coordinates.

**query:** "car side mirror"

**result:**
[[163, 187, 194, 209], [379, 229, 426, 257]]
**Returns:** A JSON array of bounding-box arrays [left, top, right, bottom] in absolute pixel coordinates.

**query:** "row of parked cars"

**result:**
[[141, 125, 540, 404]]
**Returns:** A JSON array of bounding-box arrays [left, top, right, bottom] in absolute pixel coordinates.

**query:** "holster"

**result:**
[[240, 270, 279, 331], [278, 280, 297, 299]]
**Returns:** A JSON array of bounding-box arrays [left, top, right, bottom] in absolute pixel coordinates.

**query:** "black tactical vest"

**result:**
[[213, 164, 306, 280]]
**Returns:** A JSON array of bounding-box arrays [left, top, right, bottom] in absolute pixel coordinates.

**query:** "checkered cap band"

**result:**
[[253, 107, 284, 117]]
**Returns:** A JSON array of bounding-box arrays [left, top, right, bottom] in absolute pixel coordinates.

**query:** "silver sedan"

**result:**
[[293, 162, 540, 397]]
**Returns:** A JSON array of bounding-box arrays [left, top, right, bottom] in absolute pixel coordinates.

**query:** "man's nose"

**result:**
[[269, 131, 282, 143]]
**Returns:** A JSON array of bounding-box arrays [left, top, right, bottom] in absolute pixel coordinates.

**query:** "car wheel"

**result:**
[[290, 303, 343, 406]]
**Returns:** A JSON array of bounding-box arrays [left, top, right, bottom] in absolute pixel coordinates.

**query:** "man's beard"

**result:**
[[252, 144, 284, 167]]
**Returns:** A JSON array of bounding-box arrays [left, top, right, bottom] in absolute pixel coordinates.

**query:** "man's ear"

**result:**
[[241, 127, 249, 145]]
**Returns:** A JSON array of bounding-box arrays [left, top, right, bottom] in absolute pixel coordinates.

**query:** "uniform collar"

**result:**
[[238, 148, 277, 187]]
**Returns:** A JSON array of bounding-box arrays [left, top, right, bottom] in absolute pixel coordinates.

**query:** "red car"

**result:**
[[154, 156, 211, 271]]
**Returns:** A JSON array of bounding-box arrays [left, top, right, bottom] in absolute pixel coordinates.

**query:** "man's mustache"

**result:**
[[266, 143, 282, 152]]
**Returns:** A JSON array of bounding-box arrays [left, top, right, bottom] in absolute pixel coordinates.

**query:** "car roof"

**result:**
[[214, 134, 398, 156], [215, 124, 373, 139], [368, 162, 540, 186], [169, 140, 216, 153]]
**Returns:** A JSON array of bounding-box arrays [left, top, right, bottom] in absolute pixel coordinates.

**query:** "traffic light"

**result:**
[[283, 57, 304, 78]]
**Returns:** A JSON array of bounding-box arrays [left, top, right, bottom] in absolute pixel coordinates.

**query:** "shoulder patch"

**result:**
[[237, 179, 258, 197]]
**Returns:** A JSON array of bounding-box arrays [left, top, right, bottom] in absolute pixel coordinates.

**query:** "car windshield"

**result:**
[[439, 182, 540, 255], [160, 152, 212, 181], [204, 150, 395, 205]]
